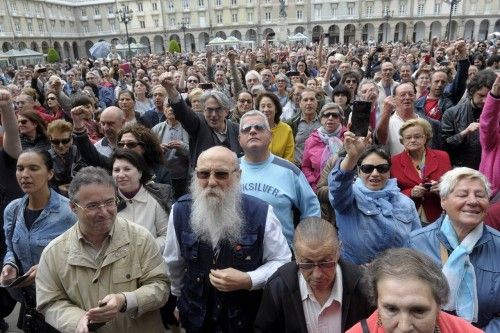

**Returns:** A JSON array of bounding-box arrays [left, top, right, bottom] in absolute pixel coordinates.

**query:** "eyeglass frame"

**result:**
[[73, 197, 118, 212], [296, 260, 337, 271]]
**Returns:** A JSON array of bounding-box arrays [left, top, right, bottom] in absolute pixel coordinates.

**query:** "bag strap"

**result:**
[[439, 242, 449, 265], [361, 318, 370, 333], [6, 202, 22, 271]]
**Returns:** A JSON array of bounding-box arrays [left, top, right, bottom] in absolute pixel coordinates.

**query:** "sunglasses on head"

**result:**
[[51, 138, 71, 145], [240, 124, 266, 134], [359, 163, 391, 174], [196, 170, 236, 180], [117, 141, 144, 148]]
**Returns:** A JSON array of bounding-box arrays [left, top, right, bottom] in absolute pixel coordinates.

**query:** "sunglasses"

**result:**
[[51, 138, 71, 145], [18, 119, 29, 124], [47, 97, 57, 101], [359, 163, 391, 174], [196, 169, 237, 180], [238, 99, 252, 104], [117, 141, 144, 148], [187, 80, 198, 83], [240, 124, 266, 134], [296, 260, 336, 270], [322, 112, 341, 119]]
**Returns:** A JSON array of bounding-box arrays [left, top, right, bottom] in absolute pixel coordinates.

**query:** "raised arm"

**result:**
[[480, 75, 500, 151], [0, 89, 22, 158], [375, 96, 396, 145]]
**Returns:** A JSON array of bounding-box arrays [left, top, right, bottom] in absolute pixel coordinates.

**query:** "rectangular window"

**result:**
[[452, 2, 458, 14], [38, 21, 44, 32], [110, 20, 116, 31], [108, 5, 114, 14], [232, 13, 237, 22], [27, 23, 33, 33], [366, 5, 373, 17], [247, 0, 252, 4], [216, 0, 222, 6], [199, 0, 205, 7], [15, 22, 21, 33], [433, 3, 441, 15], [81, 8, 87, 16], [168, 1, 174, 11], [314, 5, 322, 18], [0, 23, 4, 33], [417, 3, 424, 16], [183, 0, 189, 9], [138, 3, 143, 12], [97, 23, 102, 32], [399, 3, 406, 15], [331, 5, 337, 17], [347, 6, 354, 16], [152, 2, 158, 11], [140, 20, 145, 28], [264, 0, 271, 3], [83, 25, 89, 33], [247, 11, 253, 22], [296, 10, 303, 19], [94, 6, 100, 15], [217, 13, 223, 23], [154, 18, 159, 27], [169, 17, 176, 26], [265, 11, 271, 21], [50, 20, 55, 29], [10, 1, 17, 12], [231, 0, 237, 5]]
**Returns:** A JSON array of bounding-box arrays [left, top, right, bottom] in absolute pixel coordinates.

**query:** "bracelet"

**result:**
[[119, 293, 127, 313]]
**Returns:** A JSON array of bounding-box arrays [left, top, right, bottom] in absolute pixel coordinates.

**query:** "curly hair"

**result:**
[[117, 124, 164, 166]]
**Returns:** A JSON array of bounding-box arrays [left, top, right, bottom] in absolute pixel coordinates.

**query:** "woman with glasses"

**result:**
[[256, 92, 295, 162], [133, 79, 154, 116], [17, 111, 51, 151], [391, 119, 451, 225], [328, 136, 420, 265], [230, 91, 254, 123], [1, 149, 76, 331], [415, 69, 431, 99], [282, 83, 305, 121], [274, 74, 290, 107], [302, 103, 346, 192], [47, 119, 87, 196], [112, 149, 170, 251], [41, 91, 65, 123]]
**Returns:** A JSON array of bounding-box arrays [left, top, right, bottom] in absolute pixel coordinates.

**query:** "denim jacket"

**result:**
[[407, 216, 500, 332], [328, 159, 421, 264], [3, 189, 77, 274]]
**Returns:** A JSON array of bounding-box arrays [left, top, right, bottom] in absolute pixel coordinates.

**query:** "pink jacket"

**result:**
[[479, 92, 500, 198], [302, 127, 346, 191]]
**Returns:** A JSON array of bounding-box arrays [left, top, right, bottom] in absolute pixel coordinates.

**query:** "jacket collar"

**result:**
[[434, 215, 493, 250]]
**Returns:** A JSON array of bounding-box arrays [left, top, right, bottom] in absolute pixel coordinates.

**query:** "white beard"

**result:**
[[189, 180, 244, 248]]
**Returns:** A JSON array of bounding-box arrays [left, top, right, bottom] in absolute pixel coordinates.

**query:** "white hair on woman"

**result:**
[[439, 167, 491, 199]]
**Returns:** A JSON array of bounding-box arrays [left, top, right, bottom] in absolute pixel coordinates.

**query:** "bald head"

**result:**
[[99, 106, 126, 141], [197, 146, 239, 170]]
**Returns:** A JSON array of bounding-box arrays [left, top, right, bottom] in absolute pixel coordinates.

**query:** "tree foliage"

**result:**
[[47, 48, 60, 63], [168, 40, 181, 53]]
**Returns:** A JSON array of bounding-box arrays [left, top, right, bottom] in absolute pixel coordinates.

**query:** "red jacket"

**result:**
[[391, 148, 451, 223]]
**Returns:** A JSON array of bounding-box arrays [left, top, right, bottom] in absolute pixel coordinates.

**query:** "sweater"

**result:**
[[270, 121, 295, 162], [479, 92, 500, 198]]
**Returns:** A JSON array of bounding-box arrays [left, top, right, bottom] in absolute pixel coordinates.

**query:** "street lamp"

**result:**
[[178, 18, 189, 53], [444, 0, 461, 41], [383, 8, 394, 43], [116, 5, 133, 59]]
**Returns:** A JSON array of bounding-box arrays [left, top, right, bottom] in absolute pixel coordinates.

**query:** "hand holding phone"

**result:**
[[350, 101, 372, 137]]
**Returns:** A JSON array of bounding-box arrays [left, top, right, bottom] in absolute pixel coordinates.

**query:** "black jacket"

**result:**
[[171, 98, 242, 167], [254, 260, 374, 333]]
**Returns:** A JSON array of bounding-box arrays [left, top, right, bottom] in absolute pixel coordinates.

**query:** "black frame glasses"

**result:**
[[359, 164, 391, 174], [296, 260, 337, 270], [195, 169, 239, 180], [51, 138, 71, 145], [117, 141, 144, 149]]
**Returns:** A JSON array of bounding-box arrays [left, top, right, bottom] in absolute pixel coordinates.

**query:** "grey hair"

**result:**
[[293, 217, 340, 255], [200, 90, 231, 110], [364, 248, 449, 306], [275, 73, 289, 85], [68, 166, 116, 202], [239, 110, 270, 131], [439, 167, 491, 199], [245, 70, 262, 83], [358, 78, 378, 92]]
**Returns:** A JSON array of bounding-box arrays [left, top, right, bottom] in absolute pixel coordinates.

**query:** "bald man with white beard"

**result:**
[[163, 146, 290, 333]]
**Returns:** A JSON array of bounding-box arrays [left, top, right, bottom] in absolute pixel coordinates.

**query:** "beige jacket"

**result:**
[[36, 217, 169, 333]]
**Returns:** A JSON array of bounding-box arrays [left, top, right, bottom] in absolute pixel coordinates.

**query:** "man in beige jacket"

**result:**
[[36, 166, 169, 333]]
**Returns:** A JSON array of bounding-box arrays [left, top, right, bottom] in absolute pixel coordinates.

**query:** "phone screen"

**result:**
[[199, 83, 213, 90], [351, 101, 372, 137]]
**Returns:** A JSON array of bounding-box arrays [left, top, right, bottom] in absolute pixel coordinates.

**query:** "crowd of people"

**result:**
[[0, 34, 499, 333]]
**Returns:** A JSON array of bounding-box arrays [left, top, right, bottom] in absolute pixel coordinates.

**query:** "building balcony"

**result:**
[[94, 14, 101, 19], [10, 10, 19, 16], [107, 13, 115, 19], [80, 16, 88, 21]]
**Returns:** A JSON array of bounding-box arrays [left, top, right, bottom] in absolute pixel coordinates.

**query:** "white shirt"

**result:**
[[117, 186, 168, 252], [387, 112, 420, 156], [299, 264, 343, 333], [94, 137, 113, 157], [163, 204, 291, 296]]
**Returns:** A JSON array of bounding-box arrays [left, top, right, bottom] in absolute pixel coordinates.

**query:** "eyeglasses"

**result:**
[[18, 119, 29, 125], [344, 79, 357, 84], [359, 163, 391, 174], [205, 107, 224, 114], [15, 101, 27, 105], [240, 123, 267, 134], [187, 80, 199, 83], [238, 99, 253, 104], [73, 198, 117, 212], [195, 169, 239, 180], [296, 260, 337, 270], [51, 138, 71, 145], [117, 141, 144, 148], [402, 134, 425, 141], [47, 97, 57, 101], [322, 112, 341, 119]]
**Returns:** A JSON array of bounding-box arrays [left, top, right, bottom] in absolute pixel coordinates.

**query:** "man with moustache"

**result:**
[[163, 146, 291, 333]]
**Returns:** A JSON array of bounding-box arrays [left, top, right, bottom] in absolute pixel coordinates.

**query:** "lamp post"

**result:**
[[116, 5, 133, 59], [444, 0, 461, 41], [178, 18, 189, 53], [383, 8, 393, 43]]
